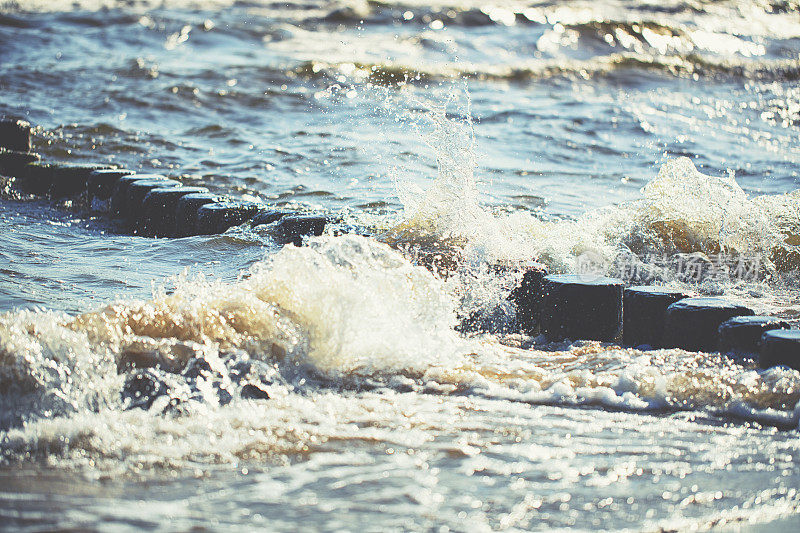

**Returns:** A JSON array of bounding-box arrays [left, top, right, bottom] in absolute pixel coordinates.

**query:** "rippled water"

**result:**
[[1, 0, 800, 530]]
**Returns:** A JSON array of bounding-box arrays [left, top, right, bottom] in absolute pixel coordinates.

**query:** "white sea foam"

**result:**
[[386, 92, 800, 291], [244, 235, 466, 376], [3, 230, 799, 471]]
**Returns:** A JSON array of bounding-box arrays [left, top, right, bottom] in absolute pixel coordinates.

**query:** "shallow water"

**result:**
[[1, 0, 800, 530]]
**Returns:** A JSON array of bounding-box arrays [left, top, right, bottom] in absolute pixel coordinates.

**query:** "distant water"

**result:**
[[1, 1, 800, 530]]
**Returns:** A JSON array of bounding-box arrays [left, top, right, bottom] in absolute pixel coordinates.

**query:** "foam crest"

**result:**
[[0, 310, 120, 429], [634, 157, 783, 257], [3, 235, 467, 409], [71, 274, 303, 360], [388, 107, 798, 278], [245, 235, 466, 376]]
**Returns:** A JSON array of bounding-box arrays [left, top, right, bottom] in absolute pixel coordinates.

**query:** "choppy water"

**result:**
[[1, 0, 800, 530]]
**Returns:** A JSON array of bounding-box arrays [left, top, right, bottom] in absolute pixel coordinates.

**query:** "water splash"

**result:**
[[384, 95, 800, 282]]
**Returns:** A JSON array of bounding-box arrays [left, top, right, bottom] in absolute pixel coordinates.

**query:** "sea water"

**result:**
[[1, 1, 799, 530]]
